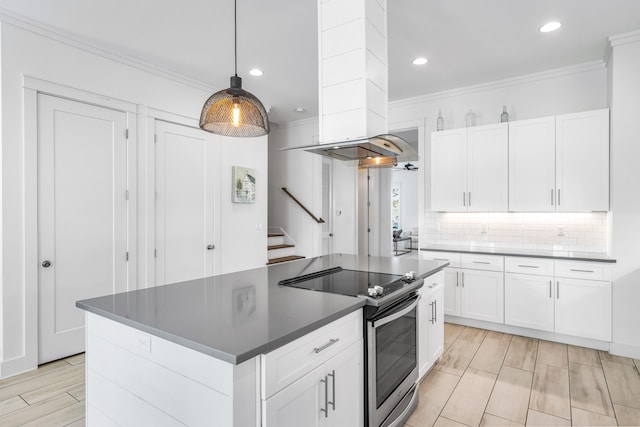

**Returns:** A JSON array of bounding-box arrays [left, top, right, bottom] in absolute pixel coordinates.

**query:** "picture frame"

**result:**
[[232, 166, 256, 203]]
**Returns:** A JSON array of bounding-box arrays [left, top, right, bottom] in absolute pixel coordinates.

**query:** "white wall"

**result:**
[[0, 19, 268, 377], [608, 32, 640, 358], [391, 166, 419, 232]]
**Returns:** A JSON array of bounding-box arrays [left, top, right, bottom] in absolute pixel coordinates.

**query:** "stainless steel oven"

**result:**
[[366, 293, 420, 427]]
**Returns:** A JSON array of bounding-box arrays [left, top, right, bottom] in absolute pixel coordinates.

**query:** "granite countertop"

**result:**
[[421, 244, 616, 263], [77, 253, 445, 365]]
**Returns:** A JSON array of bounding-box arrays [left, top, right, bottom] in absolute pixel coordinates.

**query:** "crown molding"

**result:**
[[609, 30, 640, 47], [278, 116, 319, 129], [389, 61, 606, 109], [0, 7, 217, 94]]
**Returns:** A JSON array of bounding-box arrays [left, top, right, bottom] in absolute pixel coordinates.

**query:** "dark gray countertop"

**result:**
[[77, 254, 445, 364], [421, 244, 616, 263]]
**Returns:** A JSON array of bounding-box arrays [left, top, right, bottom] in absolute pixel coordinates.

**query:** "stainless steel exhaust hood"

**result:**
[[280, 134, 418, 162]]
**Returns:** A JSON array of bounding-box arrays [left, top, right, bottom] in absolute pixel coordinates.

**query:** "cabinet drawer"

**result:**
[[421, 251, 461, 268], [555, 261, 612, 281], [261, 309, 362, 399], [505, 257, 554, 276], [460, 254, 504, 271]]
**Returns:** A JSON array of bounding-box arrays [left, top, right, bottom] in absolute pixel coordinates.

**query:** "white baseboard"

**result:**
[[609, 342, 640, 359], [0, 355, 38, 380], [445, 316, 610, 351]]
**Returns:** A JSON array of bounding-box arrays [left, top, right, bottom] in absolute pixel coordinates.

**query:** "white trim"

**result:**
[[279, 116, 319, 130], [145, 107, 199, 128], [609, 341, 640, 360], [445, 315, 611, 351], [609, 30, 640, 47], [0, 8, 216, 94], [390, 61, 606, 109]]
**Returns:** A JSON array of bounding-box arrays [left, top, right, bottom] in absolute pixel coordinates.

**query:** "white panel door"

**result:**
[[508, 116, 556, 211], [431, 129, 467, 211], [555, 109, 609, 212], [443, 268, 461, 316], [467, 123, 508, 211], [555, 278, 611, 341], [460, 269, 504, 323], [38, 94, 128, 363], [155, 120, 216, 286], [504, 273, 555, 332]]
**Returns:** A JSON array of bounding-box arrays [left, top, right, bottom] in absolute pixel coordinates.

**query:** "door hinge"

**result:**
[[126, 252, 129, 261], [125, 129, 129, 139], [368, 228, 371, 232], [125, 190, 129, 200]]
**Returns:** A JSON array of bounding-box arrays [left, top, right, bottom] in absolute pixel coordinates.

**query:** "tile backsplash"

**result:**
[[423, 212, 608, 253]]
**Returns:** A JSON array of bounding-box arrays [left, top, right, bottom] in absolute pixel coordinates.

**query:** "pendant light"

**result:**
[[199, 0, 270, 137]]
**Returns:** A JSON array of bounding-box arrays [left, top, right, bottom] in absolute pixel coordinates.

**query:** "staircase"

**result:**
[[267, 230, 305, 265]]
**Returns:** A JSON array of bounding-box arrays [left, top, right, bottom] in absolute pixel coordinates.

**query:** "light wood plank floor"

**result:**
[[2, 325, 640, 427], [406, 324, 640, 427]]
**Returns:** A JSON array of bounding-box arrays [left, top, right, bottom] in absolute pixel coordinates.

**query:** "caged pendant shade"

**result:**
[[199, 0, 270, 137]]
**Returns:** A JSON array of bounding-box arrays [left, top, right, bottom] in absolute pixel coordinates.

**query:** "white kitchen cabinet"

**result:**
[[443, 268, 462, 316], [556, 109, 609, 212], [431, 123, 508, 212], [505, 273, 555, 332], [460, 268, 504, 323], [508, 116, 556, 211], [555, 278, 611, 341], [263, 340, 363, 427], [418, 273, 444, 378]]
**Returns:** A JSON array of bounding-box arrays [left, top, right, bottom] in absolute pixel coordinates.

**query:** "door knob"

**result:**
[[42, 260, 51, 268], [206, 244, 215, 250]]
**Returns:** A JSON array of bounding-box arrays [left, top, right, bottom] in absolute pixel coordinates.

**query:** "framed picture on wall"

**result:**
[[232, 166, 256, 203]]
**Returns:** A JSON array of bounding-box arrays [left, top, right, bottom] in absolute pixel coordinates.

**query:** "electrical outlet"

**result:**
[[557, 225, 565, 237]]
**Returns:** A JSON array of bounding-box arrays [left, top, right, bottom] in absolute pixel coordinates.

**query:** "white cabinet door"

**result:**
[[556, 109, 609, 212], [508, 116, 556, 211], [427, 283, 445, 363], [419, 276, 444, 377], [504, 273, 555, 332], [326, 341, 363, 426], [555, 278, 611, 341], [431, 129, 467, 211], [467, 123, 508, 211], [460, 269, 504, 323], [263, 364, 324, 427], [443, 268, 461, 316]]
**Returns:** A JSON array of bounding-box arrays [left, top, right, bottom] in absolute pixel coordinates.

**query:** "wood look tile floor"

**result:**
[[1, 326, 640, 427], [406, 324, 640, 427]]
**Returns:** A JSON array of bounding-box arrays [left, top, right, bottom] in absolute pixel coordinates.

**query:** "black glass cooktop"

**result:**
[[278, 267, 408, 299]]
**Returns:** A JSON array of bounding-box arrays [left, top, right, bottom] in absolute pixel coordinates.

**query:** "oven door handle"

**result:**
[[371, 295, 421, 329]]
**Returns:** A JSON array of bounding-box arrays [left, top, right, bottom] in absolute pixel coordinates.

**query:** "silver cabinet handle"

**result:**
[[456, 271, 459, 287], [469, 192, 471, 206], [429, 302, 435, 324], [557, 189, 561, 205], [463, 192, 466, 207], [320, 375, 329, 417], [557, 281, 560, 299], [462, 272, 465, 287], [549, 280, 552, 298], [434, 258, 449, 261], [473, 261, 491, 264], [434, 300, 437, 323], [328, 370, 336, 411], [518, 265, 539, 268], [206, 244, 215, 250], [551, 189, 554, 206], [570, 269, 594, 273], [314, 338, 339, 354]]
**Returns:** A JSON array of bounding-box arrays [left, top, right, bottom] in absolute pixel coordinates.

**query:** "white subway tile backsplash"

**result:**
[[422, 212, 608, 253]]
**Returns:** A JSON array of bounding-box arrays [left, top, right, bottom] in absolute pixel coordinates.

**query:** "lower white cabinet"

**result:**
[[443, 268, 461, 316], [555, 278, 611, 341], [418, 273, 444, 377], [460, 269, 504, 323], [263, 340, 363, 427], [505, 273, 555, 332]]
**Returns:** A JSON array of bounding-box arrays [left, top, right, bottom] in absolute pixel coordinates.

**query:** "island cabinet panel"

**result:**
[[261, 309, 362, 399]]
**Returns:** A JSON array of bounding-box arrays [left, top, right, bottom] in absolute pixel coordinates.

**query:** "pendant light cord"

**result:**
[[234, 0, 238, 77]]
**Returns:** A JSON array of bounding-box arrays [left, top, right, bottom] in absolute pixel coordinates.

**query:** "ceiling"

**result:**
[[1, 0, 639, 124]]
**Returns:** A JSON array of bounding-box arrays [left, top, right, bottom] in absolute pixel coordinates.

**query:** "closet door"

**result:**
[[155, 120, 216, 285], [38, 94, 128, 363]]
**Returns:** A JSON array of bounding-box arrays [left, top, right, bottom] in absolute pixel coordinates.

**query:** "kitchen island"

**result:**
[[77, 253, 445, 426]]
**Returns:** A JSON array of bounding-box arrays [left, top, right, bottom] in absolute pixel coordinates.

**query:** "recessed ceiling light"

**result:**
[[249, 68, 263, 76], [294, 107, 306, 113], [539, 21, 562, 33], [412, 57, 429, 65]]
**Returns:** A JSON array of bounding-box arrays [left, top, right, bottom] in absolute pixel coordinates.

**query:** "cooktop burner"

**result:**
[[278, 267, 414, 300]]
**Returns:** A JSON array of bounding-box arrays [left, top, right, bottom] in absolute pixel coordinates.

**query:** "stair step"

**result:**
[[267, 255, 305, 265], [268, 244, 295, 250], [268, 233, 284, 237]]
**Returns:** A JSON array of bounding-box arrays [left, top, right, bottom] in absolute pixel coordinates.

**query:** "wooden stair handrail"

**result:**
[[282, 187, 325, 224]]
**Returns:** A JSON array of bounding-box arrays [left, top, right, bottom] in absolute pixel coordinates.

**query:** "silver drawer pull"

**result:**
[[433, 258, 449, 261], [570, 269, 595, 273], [518, 265, 539, 268], [314, 338, 339, 354], [473, 261, 491, 264]]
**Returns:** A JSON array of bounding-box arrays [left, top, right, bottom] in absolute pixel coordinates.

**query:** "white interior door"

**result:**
[[155, 120, 215, 286], [38, 94, 128, 364]]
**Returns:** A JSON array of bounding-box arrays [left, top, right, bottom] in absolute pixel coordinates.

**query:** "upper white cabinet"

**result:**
[[431, 123, 508, 212], [508, 109, 609, 212], [508, 116, 556, 211], [556, 109, 610, 212]]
